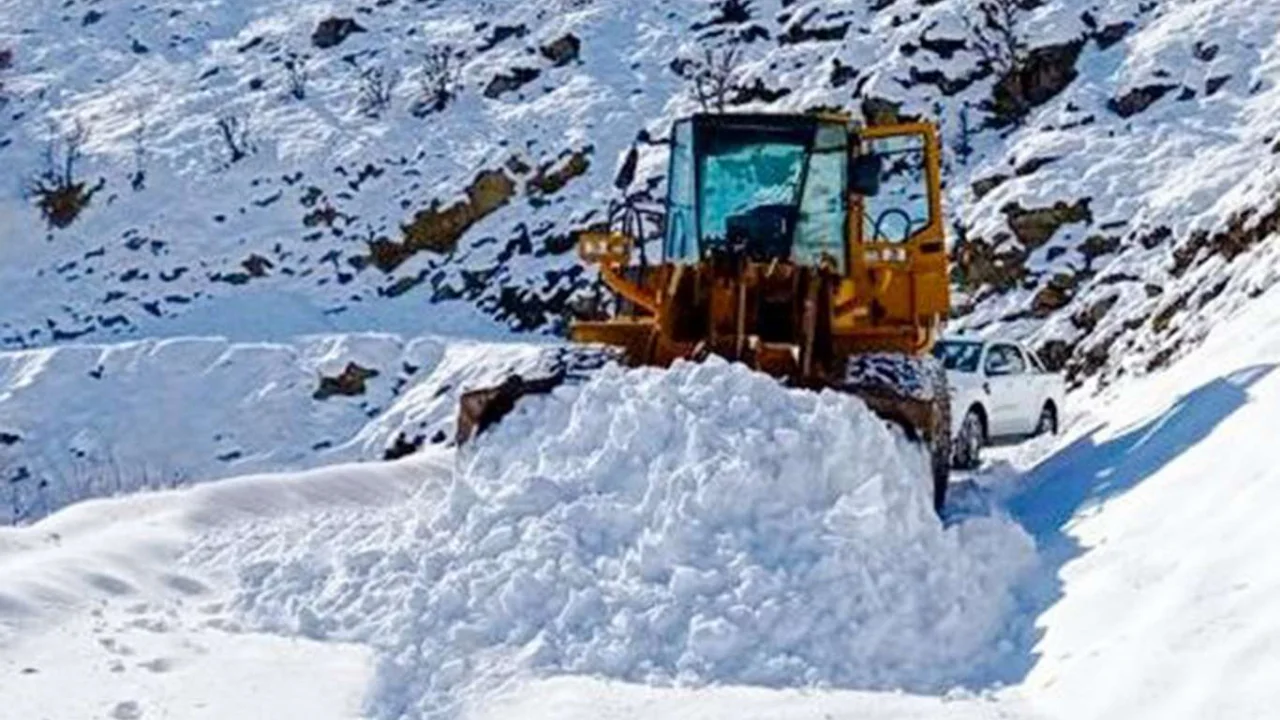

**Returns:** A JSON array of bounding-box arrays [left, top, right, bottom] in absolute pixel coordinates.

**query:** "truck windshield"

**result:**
[[933, 340, 984, 373]]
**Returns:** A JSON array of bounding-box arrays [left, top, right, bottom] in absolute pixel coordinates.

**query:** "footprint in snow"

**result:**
[[137, 657, 174, 673], [85, 573, 135, 596], [98, 637, 136, 656], [162, 573, 210, 596], [110, 700, 142, 719]]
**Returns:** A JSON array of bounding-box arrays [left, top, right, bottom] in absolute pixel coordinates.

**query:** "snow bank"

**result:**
[[198, 360, 1035, 719], [0, 334, 555, 525]]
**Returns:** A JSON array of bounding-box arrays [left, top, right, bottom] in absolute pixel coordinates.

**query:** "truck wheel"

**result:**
[[954, 408, 985, 471], [1035, 402, 1059, 437]]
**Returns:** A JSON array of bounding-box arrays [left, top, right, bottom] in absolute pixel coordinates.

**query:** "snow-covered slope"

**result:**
[[4, 0, 1280, 386]]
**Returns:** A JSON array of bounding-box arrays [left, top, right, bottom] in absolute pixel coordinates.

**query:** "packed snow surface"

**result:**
[[184, 359, 1034, 719]]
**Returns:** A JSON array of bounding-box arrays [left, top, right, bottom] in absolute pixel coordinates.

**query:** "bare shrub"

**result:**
[[215, 112, 254, 164], [356, 65, 399, 119], [284, 51, 309, 100], [413, 45, 460, 117], [131, 109, 147, 190], [29, 119, 104, 229]]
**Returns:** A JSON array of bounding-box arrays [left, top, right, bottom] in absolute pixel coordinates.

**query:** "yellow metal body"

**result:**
[[571, 116, 950, 372]]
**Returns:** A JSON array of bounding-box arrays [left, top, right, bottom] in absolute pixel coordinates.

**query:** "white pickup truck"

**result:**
[[932, 336, 1066, 469]]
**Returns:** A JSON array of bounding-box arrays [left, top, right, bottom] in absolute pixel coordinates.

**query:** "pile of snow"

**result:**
[[192, 360, 1034, 718]]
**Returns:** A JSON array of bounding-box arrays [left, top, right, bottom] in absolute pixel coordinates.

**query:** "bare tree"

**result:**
[[963, 0, 1036, 124], [284, 51, 309, 101], [413, 45, 460, 117], [687, 46, 742, 113], [963, 0, 1028, 77], [357, 65, 399, 119], [215, 112, 254, 164]]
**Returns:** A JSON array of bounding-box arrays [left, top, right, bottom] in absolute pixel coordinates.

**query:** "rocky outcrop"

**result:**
[[311, 17, 365, 49], [540, 34, 581, 66], [314, 362, 379, 400], [1004, 200, 1092, 248], [370, 170, 517, 272]]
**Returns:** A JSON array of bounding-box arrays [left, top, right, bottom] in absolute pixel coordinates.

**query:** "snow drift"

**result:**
[[0, 334, 567, 525], [191, 360, 1035, 719]]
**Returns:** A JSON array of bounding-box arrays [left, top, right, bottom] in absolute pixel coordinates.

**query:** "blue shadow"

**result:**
[[967, 363, 1276, 687]]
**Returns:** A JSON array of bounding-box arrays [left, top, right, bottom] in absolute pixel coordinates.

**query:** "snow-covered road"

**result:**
[[4, 283, 1280, 719]]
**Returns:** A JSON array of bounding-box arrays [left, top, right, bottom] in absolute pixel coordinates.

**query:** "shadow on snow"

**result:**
[[982, 363, 1276, 687]]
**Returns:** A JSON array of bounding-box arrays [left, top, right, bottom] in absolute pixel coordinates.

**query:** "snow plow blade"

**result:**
[[454, 346, 625, 446], [455, 373, 567, 446]]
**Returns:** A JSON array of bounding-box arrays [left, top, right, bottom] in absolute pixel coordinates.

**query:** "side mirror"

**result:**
[[850, 153, 883, 197], [577, 231, 633, 265]]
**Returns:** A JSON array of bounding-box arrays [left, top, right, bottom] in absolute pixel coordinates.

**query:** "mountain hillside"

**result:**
[[3, 0, 1280, 387]]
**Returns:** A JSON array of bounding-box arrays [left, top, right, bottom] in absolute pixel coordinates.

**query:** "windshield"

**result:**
[[933, 340, 984, 373], [698, 124, 808, 256]]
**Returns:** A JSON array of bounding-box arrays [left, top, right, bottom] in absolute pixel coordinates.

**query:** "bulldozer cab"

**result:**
[[661, 113, 944, 275], [576, 112, 950, 361]]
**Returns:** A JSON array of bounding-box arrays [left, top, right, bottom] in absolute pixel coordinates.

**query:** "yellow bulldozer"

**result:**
[[459, 111, 956, 510]]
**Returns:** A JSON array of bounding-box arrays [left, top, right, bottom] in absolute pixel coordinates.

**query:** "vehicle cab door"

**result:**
[[983, 343, 1031, 437]]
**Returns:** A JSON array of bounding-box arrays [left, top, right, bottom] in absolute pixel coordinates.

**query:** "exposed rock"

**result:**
[[955, 236, 1027, 292], [1151, 292, 1189, 334], [1108, 84, 1177, 118], [1074, 333, 1119, 381], [972, 175, 1008, 200], [311, 17, 365, 49], [1146, 340, 1184, 373], [861, 97, 915, 126], [1137, 225, 1171, 249], [540, 34, 581, 67], [830, 59, 857, 88], [1072, 294, 1119, 331], [478, 24, 528, 52], [1172, 201, 1280, 278], [314, 362, 379, 400], [371, 170, 517, 272], [383, 433, 423, 460], [1004, 199, 1092, 249], [729, 78, 791, 105], [1193, 41, 1219, 62], [1093, 21, 1133, 50], [483, 67, 541, 99], [990, 41, 1084, 125], [241, 254, 272, 278], [528, 151, 590, 199], [778, 11, 850, 45], [1031, 273, 1080, 318], [1015, 156, 1059, 176], [1037, 339, 1073, 372]]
